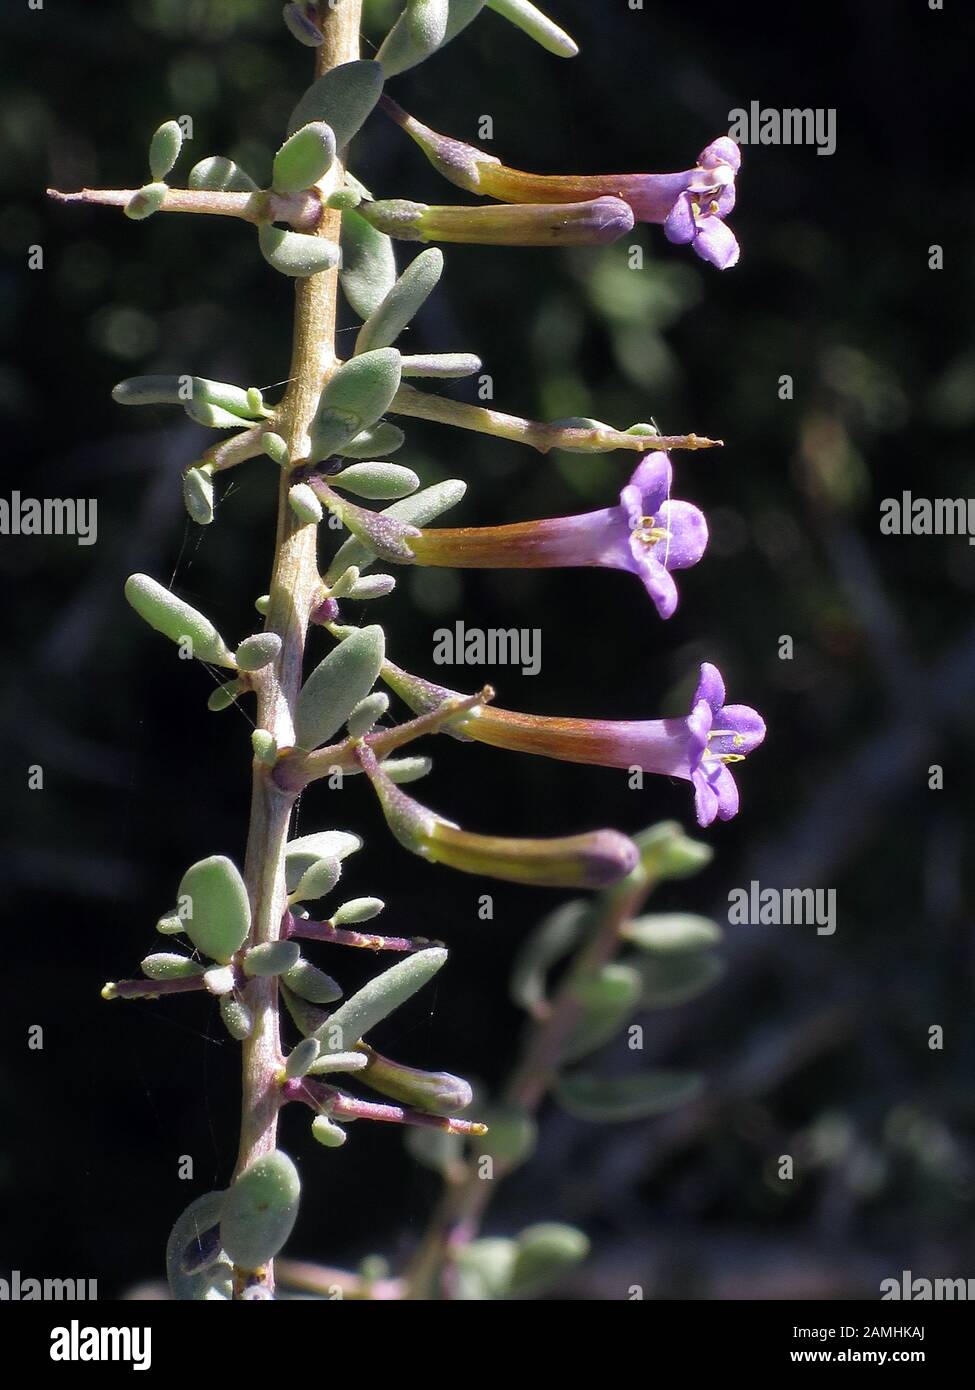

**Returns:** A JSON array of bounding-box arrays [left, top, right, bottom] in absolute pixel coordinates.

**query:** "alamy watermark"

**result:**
[[728, 881, 836, 936], [880, 492, 975, 544], [727, 102, 836, 156], [0, 1269, 97, 1299], [0, 491, 97, 546], [433, 621, 541, 676], [881, 1271, 975, 1300]]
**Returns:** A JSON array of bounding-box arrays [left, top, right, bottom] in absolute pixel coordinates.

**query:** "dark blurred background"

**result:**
[[3, 0, 975, 1299]]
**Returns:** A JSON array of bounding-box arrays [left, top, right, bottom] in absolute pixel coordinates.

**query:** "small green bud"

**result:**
[[347, 573, 397, 600], [325, 186, 362, 210], [124, 573, 236, 668], [125, 182, 167, 220], [149, 120, 184, 181], [178, 854, 251, 964], [156, 911, 184, 936], [509, 1223, 590, 1298], [381, 755, 432, 784], [219, 1151, 301, 1271], [295, 625, 385, 749], [208, 679, 248, 712], [203, 965, 236, 996], [330, 462, 420, 500], [184, 399, 254, 430], [183, 466, 215, 526], [477, 1104, 537, 1168], [346, 691, 389, 738], [141, 953, 206, 981], [251, 729, 278, 765], [633, 821, 713, 883], [282, 958, 343, 1005], [306, 1050, 368, 1076], [327, 565, 361, 598], [219, 995, 253, 1040], [255, 594, 271, 615], [258, 224, 341, 278], [289, 482, 323, 525], [356, 1044, 472, 1116], [261, 433, 290, 467], [331, 896, 384, 925], [235, 632, 282, 672], [243, 941, 301, 978], [272, 121, 336, 193], [284, 1038, 321, 1079], [188, 156, 258, 193], [311, 1115, 348, 1147]]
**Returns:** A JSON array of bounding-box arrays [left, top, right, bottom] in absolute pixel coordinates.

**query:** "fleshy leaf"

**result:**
[[325, 479, 467, 581], [378, 0, 451, 77], [177, 855, 251, 964], [243, 941, 301, 978], [258, 224, 341, 278], [330, 462, 419, 500], [219, 1151, 301, 1271], [281, 957, 343, 1004], [635, 952, 725, 1008], [355, 247, 444, 354], [124, 574, 236, 668], [235, 633, 282, 672], [272, 121, 336, 193], [166, 1192, 232, 1301], [563, 963, 642, 1063], [486, 0, 579, 58], [294, 625, 386, 749], [314, 946, 447, 1051], [309, 349, 402, 459], [149, 120, 184, 181], [340, 210, 397, 319], [555, 1070, 703, 1122], [508, 1223, 590, 1297], [509, 899, 590, 1015], [188, 156, 258, 192], [621, 913, 723, 954], [286, 59, 384, 145]]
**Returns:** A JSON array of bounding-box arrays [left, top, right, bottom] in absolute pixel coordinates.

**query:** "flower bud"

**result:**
[[360, 195, 634, 247], [354, 1044, 473, 1116]]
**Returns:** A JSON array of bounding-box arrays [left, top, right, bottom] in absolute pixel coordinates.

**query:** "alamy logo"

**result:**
[[881, 1271, 975, 1300], [50, 1321, 151, 1371], [0, 491, 98, 546], [433, 621, 541, 676], [880, 493, 975, 543], [0, 1269, 97, 1300], [727, 102, 836, 156], [728, 881, 836, 935]]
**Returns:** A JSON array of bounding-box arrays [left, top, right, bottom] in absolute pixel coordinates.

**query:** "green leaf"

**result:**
[[219, 996, 253, 1040], [177, 855, 251, 964], [454, 1238, 515, 1301], [281, 958, 343, 1004], [324, 479, 466, 581], [295, 625, 386, 749], [635, 952, 725, 1008], [508, 1223, 589, 1297], [331, 896, 384, 925], [124, 574, 236, 668], [258, 224, 341, 278], [285, 830, 362, 883], [509, 899, 589, 1014], [149, 120, 184, 181], [140, 953, 206, 981], [314, 946, 447, 1051], [311, 1115, 348, 1147], [555, 1070, 704, 1123], [634, 821, 713, 883], [400, 352, 482, 379], [355, 247, 444, 354], [381, 755, 432, 783], [378, 0, 463, 76], [285, 1038, 321, 1079], [235, 632, 282, 672], [486, 0, 579, 58], [404, 1123, 464, 1175], [243, 941, 301, 978], [288, 856, 341, 904], [346, 691, 389, 738], [188, 156, 258, 192], [166, 1192, 232, 1301], [282, 1, 323, 47], [330, 462, 420, 500], [183, 467, 215, 526], [336, 422, 406, 459], [476, 1103, 537, 1168], [125, 182, 167, 220], [340, 210, 397, 319], [621, 913, 723, 954], [287, 59, 384, 144], [563, 963, 642, 1063], [272, 121, 336, 193], [219, 1151, 301, 1271], [288, 482, 324, 525], [309, 349, 403, 459]]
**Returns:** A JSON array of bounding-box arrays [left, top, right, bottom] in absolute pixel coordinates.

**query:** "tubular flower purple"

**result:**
[[382, 660, 766, 829], [407, 453, 708, 619], [380, 97, 741, 269]]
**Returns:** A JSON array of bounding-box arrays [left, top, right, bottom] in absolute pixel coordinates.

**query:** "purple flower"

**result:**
[[382, 659, 766, 829], [663, 138, 741, 269], [407, 452, 708, 619]]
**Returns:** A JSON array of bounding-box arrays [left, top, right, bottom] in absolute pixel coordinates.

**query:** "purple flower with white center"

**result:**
[[663, 137, 741, 269], [406, 452, 708, 620], [680, 662, 765, 825]]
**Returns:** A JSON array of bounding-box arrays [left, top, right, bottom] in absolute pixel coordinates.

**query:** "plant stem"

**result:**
[[403, 872, 654, 1299], [230, 0, 363, 1298]]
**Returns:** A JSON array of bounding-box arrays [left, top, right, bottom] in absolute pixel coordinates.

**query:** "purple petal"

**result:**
[[699, 137, 741, 171], [692, 769, 720, 827], [620, 453, 672, 523], [710, 704, 767, 757], [694, 663, 726, 713], [632, 555, 678, 619], [685, 698, 714, 770], [663, 192, 696, 246], [656, 499, 708, 569], [711, 763, 741, 821], [693, 216, 740, 270]]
